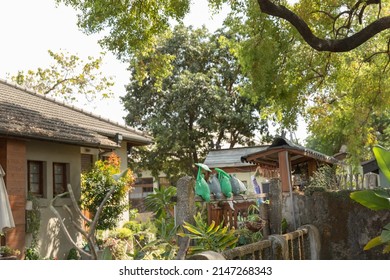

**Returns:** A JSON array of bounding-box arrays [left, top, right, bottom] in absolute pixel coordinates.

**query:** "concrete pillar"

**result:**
[[259, 203, 270, 238], [268, 179, 282, 235], [175, 176, 195, 260]]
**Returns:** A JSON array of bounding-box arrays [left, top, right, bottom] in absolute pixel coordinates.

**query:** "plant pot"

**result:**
[[245, 220, 265, 232], [26, 200, 33, 210]]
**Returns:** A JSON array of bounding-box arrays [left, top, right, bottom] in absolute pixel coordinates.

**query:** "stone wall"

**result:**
[[281, 189, 390, 260]]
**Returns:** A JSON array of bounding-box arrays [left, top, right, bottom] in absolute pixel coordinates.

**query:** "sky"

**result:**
[[0, 0, 307, 142], [0, 0, 228, 122]]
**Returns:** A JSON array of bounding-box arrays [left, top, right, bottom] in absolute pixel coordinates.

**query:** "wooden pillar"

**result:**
[[278, 150, 292, 192], [175, 175, 195, 260], [308, 159, 317, 177]]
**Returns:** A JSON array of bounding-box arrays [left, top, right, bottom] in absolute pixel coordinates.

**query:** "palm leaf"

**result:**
[[364, 236, 383, 250], [183, 223, 204, 236], [206, 221, 216, 233]]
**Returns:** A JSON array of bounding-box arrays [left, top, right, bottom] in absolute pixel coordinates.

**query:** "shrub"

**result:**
[[81, 152, 134, 230]]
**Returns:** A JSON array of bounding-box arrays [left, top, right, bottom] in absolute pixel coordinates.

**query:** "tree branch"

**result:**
[[257, 0, 390, 52]]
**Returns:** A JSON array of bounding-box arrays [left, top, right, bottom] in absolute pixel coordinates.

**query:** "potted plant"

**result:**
[[245, 204, 265, 232], [0, 245, 20, 260]]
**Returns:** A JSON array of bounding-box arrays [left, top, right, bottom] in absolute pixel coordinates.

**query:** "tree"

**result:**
[[57, 0, 390, 163], [9, 49, 114, 101], [256, 0, 390, 52], [223, 0, 389, 164], [123, 25, 265, 180], [56, 0, 390, 55]]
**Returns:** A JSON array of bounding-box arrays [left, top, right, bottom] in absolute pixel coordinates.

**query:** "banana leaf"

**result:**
[[373, 145, 390, 184]]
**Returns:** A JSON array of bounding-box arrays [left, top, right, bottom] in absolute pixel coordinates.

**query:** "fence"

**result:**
[[333, 173, 380, 191], [205, 194, 267, 229], [189, 225, 320, 260]]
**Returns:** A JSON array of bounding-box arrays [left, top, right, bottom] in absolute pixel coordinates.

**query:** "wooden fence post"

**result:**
[[268, 179, 282, 235], [175, 175, 196, 260]]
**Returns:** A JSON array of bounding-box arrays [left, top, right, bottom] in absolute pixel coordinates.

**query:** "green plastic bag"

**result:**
[[215, 168, 232, 198], [195, 163, 211, 202]]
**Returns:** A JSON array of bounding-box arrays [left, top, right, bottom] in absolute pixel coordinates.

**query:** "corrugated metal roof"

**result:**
[[241, 137, 340, 166], [204, 146, 268, 168], [0, 79, 153, 147]]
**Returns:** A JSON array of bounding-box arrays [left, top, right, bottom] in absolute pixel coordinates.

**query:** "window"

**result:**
[[81, 154, 93, 172], [130, 177, 154, 199], [28, 161, 43, 196], [53, 163, 68, 195]]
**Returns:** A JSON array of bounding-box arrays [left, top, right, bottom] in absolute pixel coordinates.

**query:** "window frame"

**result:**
[[53, 162, 68, 196], [27, 160, 44, 196]]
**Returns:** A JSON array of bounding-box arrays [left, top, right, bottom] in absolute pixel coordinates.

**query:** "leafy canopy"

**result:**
[[8, 50, 114, 101], [124, 25, 266, 180], [56, 0, 390, 163]]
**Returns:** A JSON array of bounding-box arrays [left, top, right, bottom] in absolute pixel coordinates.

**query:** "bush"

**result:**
[[123, 221, 142, 233], [81, 152, 134, 230]]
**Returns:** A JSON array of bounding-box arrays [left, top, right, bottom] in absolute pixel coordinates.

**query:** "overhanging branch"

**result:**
[[257, 0, 390, 52]]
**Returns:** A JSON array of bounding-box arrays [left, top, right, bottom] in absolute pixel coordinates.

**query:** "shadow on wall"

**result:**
[[41, 214, 79, 260]]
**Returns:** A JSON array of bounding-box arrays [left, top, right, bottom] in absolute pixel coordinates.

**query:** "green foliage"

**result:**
[[66, 248, 81, 260], [124, 24, 265, 181], [24, 247, 40, 260], [57, 0, 390, 165], [373, 146, 390, 184], [103, 237, 131, 260], [122, 221, 142, 233], [0, 246, 20, 257], [224, 0, 390, 165], [144, 186, 176, 219], [109, 228, 134, 240], [236, 227, 263, 246], [308, 165, 337, 190], [350, 189, 390, 211], [81, 153, 134, 230], [350, 146, 390, 253], [25, 192, 41, 259], [177, 213, 238, 255], [56, 0, 191, 60], [9, 50, 114, 101], [139, 218, 178, 260]]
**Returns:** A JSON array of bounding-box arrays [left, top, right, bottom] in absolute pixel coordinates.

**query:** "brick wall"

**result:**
[[0, 138, 27, 258]]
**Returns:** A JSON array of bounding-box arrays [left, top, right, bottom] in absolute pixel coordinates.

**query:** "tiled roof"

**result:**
[[0, 79, 153, 148]]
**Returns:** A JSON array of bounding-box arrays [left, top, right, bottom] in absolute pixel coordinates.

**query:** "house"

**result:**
[[361, 158, 390, 187], [0, 79, 152, 259], [203, 145, 271, 192], [204, 137, 340, 193], [241, 137, 340, 192]]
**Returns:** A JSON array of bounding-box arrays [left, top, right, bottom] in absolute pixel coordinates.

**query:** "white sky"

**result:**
[[0, 0, 227, 123], [0, 0, 307, 142]]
